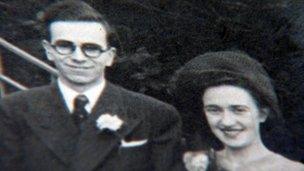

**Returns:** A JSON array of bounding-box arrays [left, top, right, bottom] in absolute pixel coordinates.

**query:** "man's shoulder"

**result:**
[[111, 83, 181, 127], [111, 83, 175, 110], [1, 84, 54, 104]]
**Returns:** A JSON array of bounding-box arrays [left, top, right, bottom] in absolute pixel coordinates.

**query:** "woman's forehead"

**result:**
[[202, 85, 256, 107]]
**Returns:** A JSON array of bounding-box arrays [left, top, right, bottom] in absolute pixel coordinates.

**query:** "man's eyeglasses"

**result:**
[[51, 40, 109, 58]]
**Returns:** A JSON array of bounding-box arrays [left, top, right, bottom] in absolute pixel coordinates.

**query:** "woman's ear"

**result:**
[[259, 107, 270, 123], [42, 39, 54, 61]]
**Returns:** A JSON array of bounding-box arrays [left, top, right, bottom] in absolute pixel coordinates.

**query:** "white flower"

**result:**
[[183, 151, 209, 171], [96, 113, 123, 132]]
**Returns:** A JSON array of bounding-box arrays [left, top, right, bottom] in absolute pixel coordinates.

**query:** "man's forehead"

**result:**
[[49, 21, 108, 43], [50, 21, 106, 30]]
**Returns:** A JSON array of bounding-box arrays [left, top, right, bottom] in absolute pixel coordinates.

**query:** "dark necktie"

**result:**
[[72, 95, 89, 127]]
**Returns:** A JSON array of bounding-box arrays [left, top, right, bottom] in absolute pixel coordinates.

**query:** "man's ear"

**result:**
[[259, 107, 270, 123], [105, 47, 116, 66], [42, 39, 54, 61]]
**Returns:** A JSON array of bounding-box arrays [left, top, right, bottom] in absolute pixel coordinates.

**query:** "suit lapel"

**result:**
[[23, 84, 79, 165], [71, 83, 142, 171]]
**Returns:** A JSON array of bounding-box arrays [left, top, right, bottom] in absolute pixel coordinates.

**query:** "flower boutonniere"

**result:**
[[96, 113, 124, 133]]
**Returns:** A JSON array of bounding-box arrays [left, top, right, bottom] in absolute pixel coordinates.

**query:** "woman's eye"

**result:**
[[232, 106, 248, 114], [204, 106, 221, 114], [207, 108, 219, 112]]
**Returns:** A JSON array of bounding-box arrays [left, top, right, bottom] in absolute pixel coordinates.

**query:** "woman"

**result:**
[[174, 51, 304, 171]]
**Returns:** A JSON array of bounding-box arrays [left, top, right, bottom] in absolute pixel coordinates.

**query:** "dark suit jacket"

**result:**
[[0, 82, 184, 171]]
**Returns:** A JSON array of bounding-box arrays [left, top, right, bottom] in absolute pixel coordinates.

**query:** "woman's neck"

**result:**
[[219, 139, 271, 165]]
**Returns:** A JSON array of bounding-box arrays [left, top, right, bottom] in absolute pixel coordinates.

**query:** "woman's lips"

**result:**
[[220, 128, 244, 137]]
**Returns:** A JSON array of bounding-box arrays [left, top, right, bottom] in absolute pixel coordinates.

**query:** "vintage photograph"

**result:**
[[0, 0, 304, 170]]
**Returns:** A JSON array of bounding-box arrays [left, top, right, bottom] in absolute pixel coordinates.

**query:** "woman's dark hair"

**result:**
[[173, 51, 283, 150], [175, 74, 267, 150]]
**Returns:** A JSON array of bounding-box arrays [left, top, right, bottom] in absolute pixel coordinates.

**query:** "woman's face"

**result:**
[[202, 85, 266, 149]]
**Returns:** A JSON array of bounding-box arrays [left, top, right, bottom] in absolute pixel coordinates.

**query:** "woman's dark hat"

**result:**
[[175, 51, 281, 118]]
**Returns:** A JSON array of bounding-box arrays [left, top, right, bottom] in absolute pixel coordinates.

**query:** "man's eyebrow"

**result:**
[[53, 39, 72, 43]]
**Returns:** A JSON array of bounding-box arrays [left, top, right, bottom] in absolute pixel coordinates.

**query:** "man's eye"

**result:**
[[54, 41, 74, 54], [83, 44, 102, 57], [83, 44, 100, 51]]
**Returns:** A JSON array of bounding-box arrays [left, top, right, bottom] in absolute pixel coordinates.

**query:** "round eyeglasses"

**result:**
[[51, 40, 109, 58]]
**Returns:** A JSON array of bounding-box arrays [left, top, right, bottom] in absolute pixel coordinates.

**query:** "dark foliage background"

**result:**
[[1, 0, 304, 162]]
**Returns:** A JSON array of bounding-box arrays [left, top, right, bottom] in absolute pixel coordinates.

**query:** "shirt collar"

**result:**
[[57, 78, 106, 113]]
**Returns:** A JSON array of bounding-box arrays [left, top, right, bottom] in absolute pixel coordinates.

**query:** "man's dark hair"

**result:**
[[39, 0, 119, 50]]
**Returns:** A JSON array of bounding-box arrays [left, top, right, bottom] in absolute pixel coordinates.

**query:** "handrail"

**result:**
[[0, 74, 28, 90], [0, 37, 59, 76]]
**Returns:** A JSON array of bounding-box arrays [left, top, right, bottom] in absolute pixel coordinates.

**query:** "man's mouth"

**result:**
[[66, 64, 92, 69]]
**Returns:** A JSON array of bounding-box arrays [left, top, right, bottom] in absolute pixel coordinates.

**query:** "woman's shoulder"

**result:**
[[265, 153, 304, 171], [214, 150, 304, 171]]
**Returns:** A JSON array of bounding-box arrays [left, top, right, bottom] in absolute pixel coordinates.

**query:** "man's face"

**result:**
[[43, 21, 115, 87], [203, 85, 266, 149]]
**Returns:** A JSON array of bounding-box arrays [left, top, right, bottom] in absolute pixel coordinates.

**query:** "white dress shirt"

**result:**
[[57, 78, 106, 114]]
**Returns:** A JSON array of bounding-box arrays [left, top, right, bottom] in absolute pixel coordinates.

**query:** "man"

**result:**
[[0, 1, 183, 171]]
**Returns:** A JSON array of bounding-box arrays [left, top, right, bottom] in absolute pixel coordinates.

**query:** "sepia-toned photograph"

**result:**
[[0, 0, 304, 170]]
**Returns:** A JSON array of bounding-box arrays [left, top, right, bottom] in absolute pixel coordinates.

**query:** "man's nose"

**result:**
[[70, 47, 87, 62], [220, 110, 236, 126]]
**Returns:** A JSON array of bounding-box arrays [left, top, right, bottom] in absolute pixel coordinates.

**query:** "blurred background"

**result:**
[[1, 0, 304, 162]]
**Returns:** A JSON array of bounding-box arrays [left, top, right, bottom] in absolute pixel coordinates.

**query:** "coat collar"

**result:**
[[23, 83, 79, 165]]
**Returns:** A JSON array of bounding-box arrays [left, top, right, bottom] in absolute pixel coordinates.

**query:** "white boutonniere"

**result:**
[[96, 113, 123, 132]]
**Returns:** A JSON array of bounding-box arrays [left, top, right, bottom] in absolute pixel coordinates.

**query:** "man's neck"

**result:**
[[57, 77, 106, 113], [59, 77, 104, 93]]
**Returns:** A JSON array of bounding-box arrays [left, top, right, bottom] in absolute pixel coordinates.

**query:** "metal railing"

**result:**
[[0, 74, 28, 90], [0, 37, 58, 92]]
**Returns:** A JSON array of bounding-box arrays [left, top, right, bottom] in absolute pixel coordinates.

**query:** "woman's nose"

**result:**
[[220, 110, 236, 127]]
